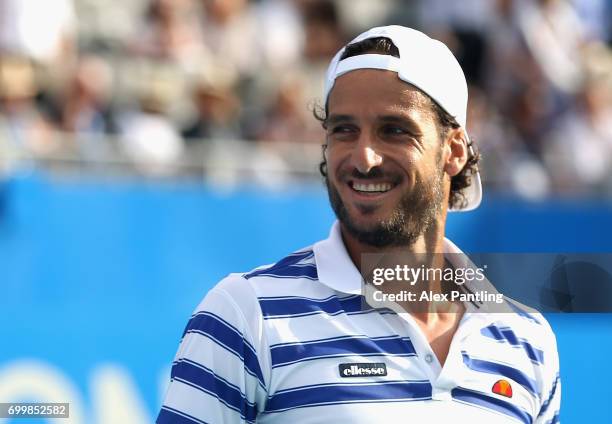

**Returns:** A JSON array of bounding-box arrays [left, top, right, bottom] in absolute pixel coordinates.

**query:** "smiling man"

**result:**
[[157, 26, 561, 424]]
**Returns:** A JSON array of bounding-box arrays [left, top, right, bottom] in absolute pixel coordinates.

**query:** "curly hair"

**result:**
[[315, 37, 481, 210]]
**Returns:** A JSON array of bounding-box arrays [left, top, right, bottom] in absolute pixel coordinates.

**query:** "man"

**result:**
[[157, 25, 561, 423]]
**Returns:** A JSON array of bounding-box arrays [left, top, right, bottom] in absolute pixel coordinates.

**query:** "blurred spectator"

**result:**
[[543, 48, 612, 193], [53, 55, 118, 160], [467, 85, 551, 199], [516, 0, 588, 94], [59, 56, 117, 135], [337, 0, 407, 34], [0, 0, 76, 66], [507, 73, 560, 158], [0, 57, 57, 159], [255, 0, 304, 72], [300, 0, 346, 63], [0, 0, 608, 199], [254, 73, 323, 144], [199, 0, 260, 78], [417, 0, 494, 87], [117, 70, 184, 175], [484, 0, 537, 112], [75, 0, 148, 50], [417, 0, 497, 34], [290, 0, 347, 111], [570, 0, 610, 42], [129, 0, 205, 71], [182, 64, 242, 142]]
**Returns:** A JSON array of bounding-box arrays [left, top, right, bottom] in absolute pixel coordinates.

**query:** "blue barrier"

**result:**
[[0, 174, 610, 423]]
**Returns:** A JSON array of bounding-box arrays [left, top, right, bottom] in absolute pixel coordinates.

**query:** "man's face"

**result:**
[[324, 69, 447, 247]]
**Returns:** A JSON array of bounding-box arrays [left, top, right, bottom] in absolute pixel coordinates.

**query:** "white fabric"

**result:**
[[334, 54, 402, 78], [158, 222, 561, 424], [0, 0, 75, 62]]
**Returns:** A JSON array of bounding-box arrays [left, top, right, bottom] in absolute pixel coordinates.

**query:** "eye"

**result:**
[[327, 124, 359, 141], [328, 124, 356, 134], [380, 125, 409, 136]]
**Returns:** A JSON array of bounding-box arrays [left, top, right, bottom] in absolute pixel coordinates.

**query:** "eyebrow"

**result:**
[[325, 114, 356, 126], [327, 113, 423, 133], [326, 113, 420, 124], [379, 115, 424, 135]]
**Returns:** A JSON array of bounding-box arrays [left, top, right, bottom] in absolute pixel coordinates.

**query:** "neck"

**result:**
[[340, 213, 448, 268], [340, 212, 464, 324]]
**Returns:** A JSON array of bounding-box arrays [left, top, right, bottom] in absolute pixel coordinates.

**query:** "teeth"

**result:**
[[353, 183, 392, 193]]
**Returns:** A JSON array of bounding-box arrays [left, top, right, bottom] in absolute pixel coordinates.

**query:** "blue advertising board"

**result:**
[[0, 174, 611, 423]]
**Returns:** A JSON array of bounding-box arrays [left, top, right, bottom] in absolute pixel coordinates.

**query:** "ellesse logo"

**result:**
[[339, 363, 387, 377]]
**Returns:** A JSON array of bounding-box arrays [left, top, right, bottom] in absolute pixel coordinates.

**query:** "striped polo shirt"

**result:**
[[158, 222, 561, 424]]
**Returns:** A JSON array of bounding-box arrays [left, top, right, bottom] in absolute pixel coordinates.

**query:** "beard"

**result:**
[[325, 164, 445, 248]]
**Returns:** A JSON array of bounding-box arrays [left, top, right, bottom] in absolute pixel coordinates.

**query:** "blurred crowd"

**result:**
[[0, 0, 610, 197]]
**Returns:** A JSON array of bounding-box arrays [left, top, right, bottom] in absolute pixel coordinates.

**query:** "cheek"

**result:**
[[325, 148, 350, 178], [399, 153, 418, 168], [393, 152, 421, 178]]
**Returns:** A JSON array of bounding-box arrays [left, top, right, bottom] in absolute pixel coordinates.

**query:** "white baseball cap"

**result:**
[[323, 25, 482, 211]]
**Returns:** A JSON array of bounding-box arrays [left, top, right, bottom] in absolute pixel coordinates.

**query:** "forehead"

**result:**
[[327, 69, 433, 117]]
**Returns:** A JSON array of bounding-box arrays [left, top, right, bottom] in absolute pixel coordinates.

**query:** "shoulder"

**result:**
[[489, 298, 560, 377], [497, 301, 562, 418], [503, 298, 558, 347], [197, 245, 319, 314], [242, 247, 317, 281]]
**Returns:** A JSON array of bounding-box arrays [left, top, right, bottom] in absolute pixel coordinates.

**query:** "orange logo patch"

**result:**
[[492, 379, 513, 398]]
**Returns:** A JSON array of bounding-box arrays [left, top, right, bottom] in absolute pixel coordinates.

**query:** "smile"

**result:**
[[346, 179, 400, 201], [351, 182, 393, 193]]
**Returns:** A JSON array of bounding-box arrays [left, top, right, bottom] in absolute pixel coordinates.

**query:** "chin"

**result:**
[[346, 206, 401, 232], [346, 207, 389, 227]]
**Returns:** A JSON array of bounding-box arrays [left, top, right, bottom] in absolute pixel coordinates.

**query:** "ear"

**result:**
[[443, 128, 469, 177]]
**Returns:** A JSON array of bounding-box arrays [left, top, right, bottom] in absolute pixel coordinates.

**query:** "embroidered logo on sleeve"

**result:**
[[492, 379, 513, 398]]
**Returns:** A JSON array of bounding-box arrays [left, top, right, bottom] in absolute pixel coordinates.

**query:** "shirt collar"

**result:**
[[313, 221, 363, 295]]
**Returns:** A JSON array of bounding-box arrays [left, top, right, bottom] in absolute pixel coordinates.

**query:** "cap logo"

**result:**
[[492, 379, 513, 398], [339, 363, 387, 377]]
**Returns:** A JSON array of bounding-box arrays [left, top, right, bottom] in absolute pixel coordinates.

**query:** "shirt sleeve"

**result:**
[[157, 275, 269, 424], [534, 327, 561, 424]]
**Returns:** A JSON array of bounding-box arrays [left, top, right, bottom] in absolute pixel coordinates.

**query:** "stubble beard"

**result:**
[[326, 165, 445, 248]]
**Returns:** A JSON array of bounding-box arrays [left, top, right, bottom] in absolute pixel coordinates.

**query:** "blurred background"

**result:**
[[0, 0, 610, 422]]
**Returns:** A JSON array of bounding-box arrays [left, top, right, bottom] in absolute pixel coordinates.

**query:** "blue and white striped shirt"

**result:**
[[158, 222, 561, 424]]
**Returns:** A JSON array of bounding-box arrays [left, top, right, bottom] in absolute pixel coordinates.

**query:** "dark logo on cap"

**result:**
[[339, 363, 387, 377]]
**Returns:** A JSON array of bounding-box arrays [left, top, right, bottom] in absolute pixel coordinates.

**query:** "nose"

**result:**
[[350, 135, 383, 174]]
